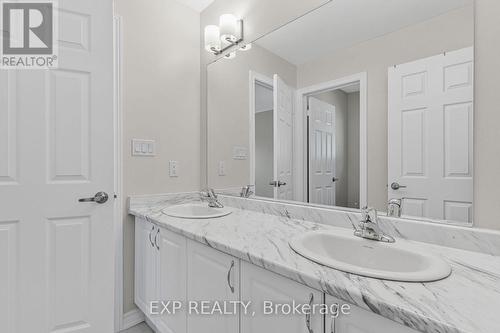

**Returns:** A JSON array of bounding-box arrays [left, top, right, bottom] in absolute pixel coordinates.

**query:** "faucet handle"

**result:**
[[361, 207, 378, 223]]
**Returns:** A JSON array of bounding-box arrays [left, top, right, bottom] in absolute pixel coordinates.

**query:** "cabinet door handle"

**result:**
[[154, 228, 160, 250], [330, 315, 336, 333], [227, 260, 235, 293], [149, 225, 155, 248], [306, 293, 314, 333]]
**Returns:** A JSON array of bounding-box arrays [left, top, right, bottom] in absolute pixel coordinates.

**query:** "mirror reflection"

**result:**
[[207, 0, 474, 225]]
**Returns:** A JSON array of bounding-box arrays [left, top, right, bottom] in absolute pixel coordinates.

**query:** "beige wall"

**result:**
[[297, 5, 474, 211], [207, 44, 296, 188], [474, 0, 500, 230], [115, 0, 201, 314]]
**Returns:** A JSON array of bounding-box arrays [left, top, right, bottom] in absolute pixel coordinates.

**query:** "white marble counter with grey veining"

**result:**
[[128, 193, 500, 333]]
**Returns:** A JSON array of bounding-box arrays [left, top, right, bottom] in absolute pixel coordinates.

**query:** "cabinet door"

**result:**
[[186, 240, 239, 333], [241, 262, 323, 333], [155, 228, 187, 333], [325, 295, 419, 333], [134, 218, 157, 318]]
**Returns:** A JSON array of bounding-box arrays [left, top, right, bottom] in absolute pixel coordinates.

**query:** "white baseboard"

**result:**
[[121, 309, 145, 331]]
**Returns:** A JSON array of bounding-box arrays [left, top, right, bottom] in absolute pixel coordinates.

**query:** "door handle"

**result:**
[[227, 260, 235, 293], [390, 182, 407, 190], [330, 315, 336, 333], [154, 228, 160, 250], [149, 225, 155, 248], [78, 192, 109, 204], [332, 177, 339, 183], [306, 293, 314, 333], [269, 181, 287, 187]]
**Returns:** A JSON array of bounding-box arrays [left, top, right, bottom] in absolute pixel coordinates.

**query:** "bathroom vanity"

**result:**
[[129, 193, 500, 333]]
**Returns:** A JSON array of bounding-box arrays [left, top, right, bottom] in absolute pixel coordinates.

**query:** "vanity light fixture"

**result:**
[[204, 14, 244, 56]]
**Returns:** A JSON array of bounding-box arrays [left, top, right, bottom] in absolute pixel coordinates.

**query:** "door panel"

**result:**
[[326, 295, 418, 333], [308, 97, 336, 206], [156, 228, 187, 333], [0, 0, 115, 332], [388, 47, 473, 223], [273, 74, 294, 200], [241, 262, 323, 333], [0, 221, 18, 333], [187, 240, 239, 333]]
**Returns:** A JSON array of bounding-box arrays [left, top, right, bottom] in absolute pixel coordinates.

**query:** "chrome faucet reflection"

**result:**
[[240, 185, 254, 198], [204, 189, 224, 208], [388, 198, 402, 218], [354, 207, 395, 243]]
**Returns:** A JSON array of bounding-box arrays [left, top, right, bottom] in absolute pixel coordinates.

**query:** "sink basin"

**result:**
[[161, 203, 232, 219], [289, 229, 451, 282]]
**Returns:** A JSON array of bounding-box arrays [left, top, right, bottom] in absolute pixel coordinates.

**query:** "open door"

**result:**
[[272, 74, 294, 200], [308, 97, 336, 206]]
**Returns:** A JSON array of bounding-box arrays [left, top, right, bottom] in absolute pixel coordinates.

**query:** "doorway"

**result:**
[[296, 73, 368, 209]]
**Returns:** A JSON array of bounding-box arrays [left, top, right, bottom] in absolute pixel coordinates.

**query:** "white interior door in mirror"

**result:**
[[308, 97, 336, 206], [273, 74, 295, 200], [388, 47, 473, 224]]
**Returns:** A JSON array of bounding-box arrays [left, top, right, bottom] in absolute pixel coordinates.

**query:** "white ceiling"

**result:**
[[174, 0, 215, 12], [256, 0, 473, 66]]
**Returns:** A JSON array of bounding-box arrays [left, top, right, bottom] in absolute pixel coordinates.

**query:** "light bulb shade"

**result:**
[[219, 14, 238, 43], [224, 52, 236, 60], [204, 25, 221, 53]]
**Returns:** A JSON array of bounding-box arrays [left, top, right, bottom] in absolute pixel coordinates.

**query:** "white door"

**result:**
[[0, 1, 115, 332], [388, 47, 474, 223], [325, 295, 419, 333], [186, 240, 239, 333], [308, 97, 336, 206], [272, 74, 294, 200], [156, 228, 187, 333], [241, 262, 323, 333]]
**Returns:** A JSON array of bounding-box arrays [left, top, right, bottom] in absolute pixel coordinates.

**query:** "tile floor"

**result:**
[[121, 322, 153, 333]]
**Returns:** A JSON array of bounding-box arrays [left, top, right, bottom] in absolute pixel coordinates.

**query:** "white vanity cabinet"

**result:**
[[155, 227, 188, 333], [134, 218, 157, 316], [325, 295, 419, 333], [241, 262, 323, 333], [134, 218, 188, 333], [186, 240, 240, 333], [135, 217, 423, 333]]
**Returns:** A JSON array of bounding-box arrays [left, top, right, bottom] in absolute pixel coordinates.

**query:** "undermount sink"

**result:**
[[161, 203, 232, 219], [289, 229, 451, 282]]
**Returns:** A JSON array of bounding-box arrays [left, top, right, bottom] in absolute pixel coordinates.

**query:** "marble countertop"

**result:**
[[129, 195, 500, 333]]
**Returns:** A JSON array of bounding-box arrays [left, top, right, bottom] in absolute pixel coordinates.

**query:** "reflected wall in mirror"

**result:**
[[207, 0, 474, 225]]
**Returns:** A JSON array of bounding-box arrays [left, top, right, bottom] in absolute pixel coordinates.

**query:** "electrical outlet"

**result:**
[[218, 161, 226, 176], [169, 160, 179, 177]]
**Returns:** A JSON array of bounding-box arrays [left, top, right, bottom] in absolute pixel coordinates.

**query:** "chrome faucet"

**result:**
[[354, 207, 395, 243], [204, 189, 224, 208], [240, 185, 254, 198]]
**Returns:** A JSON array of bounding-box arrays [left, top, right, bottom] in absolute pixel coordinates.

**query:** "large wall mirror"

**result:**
[[207, 0, 475, 226]]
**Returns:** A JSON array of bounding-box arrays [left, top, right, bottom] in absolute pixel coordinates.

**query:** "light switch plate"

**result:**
[[169, 160, 179, 177], [233, 146, 248, 160], [132, 139, 156, 157]]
